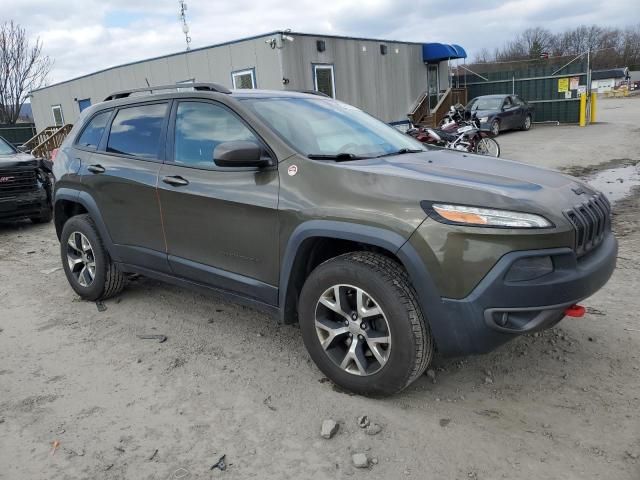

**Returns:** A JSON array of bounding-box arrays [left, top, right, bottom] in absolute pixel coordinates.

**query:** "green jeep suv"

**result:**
[[52, 83, 617, 396]]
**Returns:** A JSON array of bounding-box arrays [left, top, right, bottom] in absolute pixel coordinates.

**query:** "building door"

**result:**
[[313, 64, 336, 98], [427, 64, 439, 111]]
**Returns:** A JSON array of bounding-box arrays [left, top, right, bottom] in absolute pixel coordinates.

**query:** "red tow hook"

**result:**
[[565, 304, 586, 318]]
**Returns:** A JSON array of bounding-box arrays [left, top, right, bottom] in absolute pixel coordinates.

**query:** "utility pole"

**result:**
[[178, 0, 191, 51]]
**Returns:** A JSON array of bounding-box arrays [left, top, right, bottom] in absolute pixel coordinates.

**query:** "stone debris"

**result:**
[[365, 423, 382, 436], [321, 419, 339, 439], [352, 453, 369, 468], [357, 415, 370, 428]]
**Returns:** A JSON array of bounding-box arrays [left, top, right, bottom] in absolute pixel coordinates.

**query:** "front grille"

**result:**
[[0, 168, 38, 198], [564, 193, 611, 256]]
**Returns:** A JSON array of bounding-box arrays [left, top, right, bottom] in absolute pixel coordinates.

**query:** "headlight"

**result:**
[[479, 116, 489, 123], [425, 203, 553, 228]]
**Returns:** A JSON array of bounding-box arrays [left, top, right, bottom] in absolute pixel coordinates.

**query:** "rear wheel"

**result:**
[[475, 137, 500, 157], [298, 252, 433, 396], [60, 214, 125, 301], [490, 119, 500, 136]]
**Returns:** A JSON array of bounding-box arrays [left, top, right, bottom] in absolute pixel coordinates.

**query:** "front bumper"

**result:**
[[436, 232, 617, 355], [0, 188, 50, 220]]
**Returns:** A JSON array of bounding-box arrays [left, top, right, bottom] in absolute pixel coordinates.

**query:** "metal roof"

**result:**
[[32, 31, 443, 94]]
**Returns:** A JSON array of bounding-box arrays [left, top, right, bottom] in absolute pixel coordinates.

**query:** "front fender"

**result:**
[[278, 220, 455, 353]]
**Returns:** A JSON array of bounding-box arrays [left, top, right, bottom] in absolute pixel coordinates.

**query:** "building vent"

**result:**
[[380, 44, 388, 55], [317, 40, 326, 52]]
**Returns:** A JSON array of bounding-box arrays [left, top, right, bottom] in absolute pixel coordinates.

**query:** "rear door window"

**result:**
[[107, 103, 167, 159], [76, 111, 111, 149]]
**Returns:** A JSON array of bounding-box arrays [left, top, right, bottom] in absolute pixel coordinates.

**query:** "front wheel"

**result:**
[[521, 114, 532, 131], [475, 137, 500, 157], [490, 119, 500, 136], [298, 252, 433, 397]]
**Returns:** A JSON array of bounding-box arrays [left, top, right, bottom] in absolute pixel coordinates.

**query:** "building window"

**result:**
[[232, 69, 256, 89], [52, 105, 64, 126], [107, 103, 168, 159], [313, 64, 336, 98], [78, 99, 91, 112]]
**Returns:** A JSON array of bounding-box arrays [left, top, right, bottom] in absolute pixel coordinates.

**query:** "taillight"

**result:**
[[50, 148, 59, 161]]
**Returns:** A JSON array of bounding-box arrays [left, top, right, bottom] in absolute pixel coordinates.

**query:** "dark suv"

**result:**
[[0, 136, 53, 223], [52, 83, 617, 396]]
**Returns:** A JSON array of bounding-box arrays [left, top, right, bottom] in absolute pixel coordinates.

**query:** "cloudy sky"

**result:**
[[6, 0, 640, 84]]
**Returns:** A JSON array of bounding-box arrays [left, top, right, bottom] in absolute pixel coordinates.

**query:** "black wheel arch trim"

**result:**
[[54, 188, 115, 255], [278, 220, 453, 351]]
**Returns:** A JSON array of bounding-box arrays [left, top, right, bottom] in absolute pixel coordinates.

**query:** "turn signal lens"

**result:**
[[430, 204, 552, 228], [433, 208, 488, 225]]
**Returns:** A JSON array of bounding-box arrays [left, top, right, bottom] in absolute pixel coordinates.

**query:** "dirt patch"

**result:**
[[561, 157, 639, 177]]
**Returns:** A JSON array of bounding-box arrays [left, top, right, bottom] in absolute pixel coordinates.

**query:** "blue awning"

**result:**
[[422, 43, 467, 63]]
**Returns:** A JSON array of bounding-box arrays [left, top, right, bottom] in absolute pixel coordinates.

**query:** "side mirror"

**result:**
[[213, 141, 272, 168]]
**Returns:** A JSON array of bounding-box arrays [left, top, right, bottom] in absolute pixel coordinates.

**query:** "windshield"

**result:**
[[241, 97, 427, 158], [0, 137, 16, 155], [468, 97, 504, 111]]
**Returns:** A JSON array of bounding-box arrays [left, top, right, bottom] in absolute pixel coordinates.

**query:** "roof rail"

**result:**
[[103, 82, 232, 101], [295, 89, 331, 98]]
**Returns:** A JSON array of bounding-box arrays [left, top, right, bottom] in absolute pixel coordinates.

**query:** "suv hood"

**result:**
[[0, 152, 38, 169], [340, 149, 593, 221]]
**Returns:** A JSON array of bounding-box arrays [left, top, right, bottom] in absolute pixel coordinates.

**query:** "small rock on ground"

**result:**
[[357, 415, 370, 428], [365, 423, 382, 435], [321, 419, 339, 439], [352, 453, 369, 468]]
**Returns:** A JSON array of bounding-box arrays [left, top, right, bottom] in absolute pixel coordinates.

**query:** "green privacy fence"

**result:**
[[0, 123, 37, 146], [457, 60, 588, 123]]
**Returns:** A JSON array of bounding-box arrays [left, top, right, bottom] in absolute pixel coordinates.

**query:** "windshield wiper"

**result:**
[[375, 148, 424, 158], [307, 153, 369, 161]]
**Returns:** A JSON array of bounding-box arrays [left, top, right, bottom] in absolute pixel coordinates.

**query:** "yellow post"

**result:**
[[579, 93, 587, 127], [590, 92, 597, 123]]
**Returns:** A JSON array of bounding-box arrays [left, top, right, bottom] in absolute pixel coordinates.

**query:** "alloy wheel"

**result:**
[[314, 284, 391, 376], [66, 231, 96, 287]]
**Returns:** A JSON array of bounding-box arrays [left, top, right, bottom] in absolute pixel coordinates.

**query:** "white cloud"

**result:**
[[3, 0, 639, 83]]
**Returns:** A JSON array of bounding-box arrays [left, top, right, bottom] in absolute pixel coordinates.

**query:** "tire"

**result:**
[[521, 114, 532, 131], [490, 119, 500, 136], [475, 137, 500, 157], [298, 252, 433, 396], [30, 208, 53, 224], [60, 214, 125, 301]]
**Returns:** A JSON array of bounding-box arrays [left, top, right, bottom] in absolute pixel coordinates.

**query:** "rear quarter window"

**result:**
[[75, 111, 111, 149]]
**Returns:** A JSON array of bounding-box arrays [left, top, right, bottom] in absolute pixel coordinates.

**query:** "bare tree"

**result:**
[[472, 23, 640, 69], [0, 21, 52, 125], [520, 27, 554, 58]]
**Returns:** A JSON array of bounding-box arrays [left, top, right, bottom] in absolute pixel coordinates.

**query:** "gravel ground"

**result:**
[[0, 97, 639, 480]]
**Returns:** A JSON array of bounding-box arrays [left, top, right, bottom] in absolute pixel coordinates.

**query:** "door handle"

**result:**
[[87, 164, 105, 174], [162, 175, 189, 187]]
